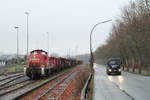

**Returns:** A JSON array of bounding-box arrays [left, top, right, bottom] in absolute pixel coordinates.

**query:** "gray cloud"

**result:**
[[0, 0, 130, 56]]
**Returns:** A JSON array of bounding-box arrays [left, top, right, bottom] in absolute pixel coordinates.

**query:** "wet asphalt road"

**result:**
[[94, 64, 150, 100]]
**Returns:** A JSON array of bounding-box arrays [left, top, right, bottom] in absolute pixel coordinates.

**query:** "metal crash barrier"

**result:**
[[81, 73, 92, 100]]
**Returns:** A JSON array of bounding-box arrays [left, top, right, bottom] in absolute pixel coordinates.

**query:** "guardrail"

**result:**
[[81, 73, 92, 100]]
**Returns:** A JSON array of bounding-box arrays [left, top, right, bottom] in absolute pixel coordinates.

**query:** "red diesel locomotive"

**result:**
[[24, 49, 80, 79]]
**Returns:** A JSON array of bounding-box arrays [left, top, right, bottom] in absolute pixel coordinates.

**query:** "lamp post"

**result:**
[[25, 12, 29, 57], [14, 26, 19, 64], [90, 19, 112, 71], [25, 12, 29, 64]]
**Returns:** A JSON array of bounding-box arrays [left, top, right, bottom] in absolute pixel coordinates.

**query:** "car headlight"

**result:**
[[119, 69, 121, 72], [108, 69, 112, 72]]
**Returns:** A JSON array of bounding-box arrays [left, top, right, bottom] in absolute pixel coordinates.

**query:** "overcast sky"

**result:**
[[0, 0, 131, 56]]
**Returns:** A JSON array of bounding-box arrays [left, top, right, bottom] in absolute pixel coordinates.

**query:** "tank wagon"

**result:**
[[24, 49, 81, 79]]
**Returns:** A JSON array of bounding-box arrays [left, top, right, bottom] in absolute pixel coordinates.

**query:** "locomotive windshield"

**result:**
[[31, 51, 37, 55], [40, 51, 46, 55]]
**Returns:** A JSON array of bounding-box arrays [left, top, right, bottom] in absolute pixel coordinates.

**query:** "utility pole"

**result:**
[[69, 48, 71, 58], [75, 46, 78, 64], [47, 32, 50, 56], [14, 26, 19, 64]]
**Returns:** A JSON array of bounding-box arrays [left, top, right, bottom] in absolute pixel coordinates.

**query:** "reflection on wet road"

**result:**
[[94, 64, 150, 100]]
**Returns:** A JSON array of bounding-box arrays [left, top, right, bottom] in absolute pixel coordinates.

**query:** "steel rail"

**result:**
[[37, 71, 75, 100], [46, 71, 78, 100], [12, 66, 79, 100], [0, 80, 35, 97], [0, 78, 29, 90], [0, 75, 25, 87], [0, 73, 23, 82]]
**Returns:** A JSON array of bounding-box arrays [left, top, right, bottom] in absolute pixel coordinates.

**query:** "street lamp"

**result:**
[[25, 12, 29, 64], [14, 26, 19, 64], [90, 19, 112, 71], [25, 12, 29, 57]]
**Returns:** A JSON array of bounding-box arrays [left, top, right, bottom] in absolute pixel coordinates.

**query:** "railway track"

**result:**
[[0, 72, 34, 99], [0, 79, 35, 97], [29, 70, 77, 100], [12, 66, 80, 100], [0, 72, 24, 82], [0, 74, 25, 88], [39, 71, 78, 100], [0, 78, 29, 90], [0, 66, 77, 100]]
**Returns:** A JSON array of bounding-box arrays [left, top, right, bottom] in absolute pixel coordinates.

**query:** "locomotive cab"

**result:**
[[28, 50, 48, 67], [24, 49, 49, 79]]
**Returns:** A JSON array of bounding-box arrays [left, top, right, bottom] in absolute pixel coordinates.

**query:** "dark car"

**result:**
[[106, 58, 122, 75]]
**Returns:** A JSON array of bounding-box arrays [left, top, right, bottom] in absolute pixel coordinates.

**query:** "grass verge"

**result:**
[[7, 65, 24, 72], [0, 65, 24, 75], [124, 68, 150, 77], [72, 63, 94, 100], [129, 71, 150, 76]]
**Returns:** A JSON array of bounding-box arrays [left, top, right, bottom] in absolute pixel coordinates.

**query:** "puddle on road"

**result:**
[[107, 76, 135, 100]]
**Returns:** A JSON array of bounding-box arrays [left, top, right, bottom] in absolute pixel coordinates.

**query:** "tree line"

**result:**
[[94, 0, 150, 73]]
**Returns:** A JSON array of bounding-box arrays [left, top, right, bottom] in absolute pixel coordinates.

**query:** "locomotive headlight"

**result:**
[[108, 69, 112, 72], [24, 67, 27, 75], [41, 67, 45, 75]]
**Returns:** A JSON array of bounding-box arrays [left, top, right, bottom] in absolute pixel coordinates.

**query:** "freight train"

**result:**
[[24, 49, 81, 79]]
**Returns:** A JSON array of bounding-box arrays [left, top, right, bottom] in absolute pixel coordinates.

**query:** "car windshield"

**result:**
[[109, 60, 121, 65]]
